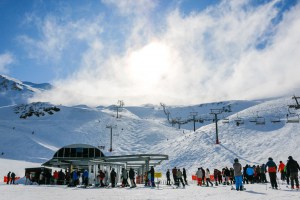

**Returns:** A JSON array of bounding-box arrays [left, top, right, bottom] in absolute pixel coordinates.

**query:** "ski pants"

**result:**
[[290, 172, 299, 188], [234, 176, 243, 190], [269, 172, 278, 189]]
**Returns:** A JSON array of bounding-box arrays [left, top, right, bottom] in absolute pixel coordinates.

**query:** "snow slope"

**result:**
[[0, 75, 300, 189]]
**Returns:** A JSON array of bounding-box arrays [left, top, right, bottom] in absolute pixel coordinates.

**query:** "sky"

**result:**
[[0, 0, 300, 106]]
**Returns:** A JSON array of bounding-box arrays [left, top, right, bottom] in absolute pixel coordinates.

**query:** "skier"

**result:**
[[205, 168, 213, 187], [213, 169, 219, 186], [53, 170, 58, 185], [233, 158, 244, 191], [278, 161, 286, 181], [243, 165, 249, 184], [110, 168, 117, 188], [150, 166, 155, 187], [83, 170, 89, 187], [223, 167, 230, 185], [196, 168, 203, 186], [176, 169, 185, 188], [265, 157, 278, 189], [183, 168, 188, 185], [286, 156, 300, 189], [201, 167, 206, 185], [72, 170, 78, 187], [246, 165, 254, 184], [129, 168, 136, 188], [172, 167, 177, 186], [10, 172, 16, 184], [260, 164, 267, 183], [166, 169, 171, 185], [121, 168, 128, 187], [7, 171, 11, 184], [98, 170, 105, 187]]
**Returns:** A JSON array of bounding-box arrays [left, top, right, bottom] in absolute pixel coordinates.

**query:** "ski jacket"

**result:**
[[246, 167, 254, 176], [166, 171, 170, 178], [53, 171, 59, 179], [286, 159, 300, 174], [129, 169, 135, 179], [183, 169, 187, 177], [278, 162, 285, 172], [110, 170, 117, 179], [72, 171, 78, 180], [205, 170, 211, 179], [265, 160, 277, 173], [196, 169, 203, 178], [150, 167, 155, 177], [83, 170, 89, 178], [121, 169, 128, 179], [224, 168, 230, 176], [177, 170, 183, 179], [233, 162, 242, 176]]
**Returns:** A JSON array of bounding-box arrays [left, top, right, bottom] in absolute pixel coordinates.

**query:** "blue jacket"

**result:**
[[83, 170, 89, 178], [246, 167, 254, 176]]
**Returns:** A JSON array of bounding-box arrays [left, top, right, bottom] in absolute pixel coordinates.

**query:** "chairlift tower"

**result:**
[[106, 125, 117, 152], [190, 112, 198, 132], [210, 109, 223, 144]]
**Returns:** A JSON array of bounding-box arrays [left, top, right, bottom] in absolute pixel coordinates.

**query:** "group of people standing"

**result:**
[[233, 156, 300, 190], [165, 167, 188, 188], [6, 171, 16, 184]]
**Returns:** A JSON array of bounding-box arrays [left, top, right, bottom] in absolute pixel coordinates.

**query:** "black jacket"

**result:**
[[129, 169, 135, 179], [286, 159, 300, 174]]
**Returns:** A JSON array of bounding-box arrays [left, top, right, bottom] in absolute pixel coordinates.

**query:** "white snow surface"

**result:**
[[0, 75, 300, 199]]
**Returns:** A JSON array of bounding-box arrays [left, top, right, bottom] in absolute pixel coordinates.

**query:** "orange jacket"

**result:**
[[278, 163, 285, 172]]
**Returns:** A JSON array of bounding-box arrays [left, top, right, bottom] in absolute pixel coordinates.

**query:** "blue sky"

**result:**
[[1, 0, 300, 106]]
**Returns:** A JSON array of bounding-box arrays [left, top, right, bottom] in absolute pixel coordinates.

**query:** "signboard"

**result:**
[[154, 172, 162, 178]]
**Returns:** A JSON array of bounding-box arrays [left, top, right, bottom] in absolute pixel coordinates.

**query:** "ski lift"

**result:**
[[234, 113, 244, 126], [256, 116, 265, 125], [222, 115, 229, 123], [270, 115, 281, 123], [286, 113, 300, 123], [286, 107, 300, 123]]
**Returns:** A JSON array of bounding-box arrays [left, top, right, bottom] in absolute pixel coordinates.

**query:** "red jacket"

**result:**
[[278, 162, 285, 172]]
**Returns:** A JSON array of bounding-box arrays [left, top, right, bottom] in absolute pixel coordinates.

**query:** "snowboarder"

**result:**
[[233, 158, 244, 191], [265, 157, 278, 189], [286, 156, 300, 189]]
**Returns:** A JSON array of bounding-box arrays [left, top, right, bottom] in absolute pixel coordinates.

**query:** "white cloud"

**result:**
[[30, 1, 300, 106], [0, 53, 14, 73]]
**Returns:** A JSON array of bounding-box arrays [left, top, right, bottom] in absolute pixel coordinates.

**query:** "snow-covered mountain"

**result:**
[[1, 75, 300, 179], [0, 75, 50, 106]]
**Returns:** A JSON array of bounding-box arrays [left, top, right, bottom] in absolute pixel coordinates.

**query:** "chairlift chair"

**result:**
[[271, 116, 281, 123], [222, 118, 229, 123], [255, 116, 265, 125], [234, 114, 244, 126], [286, 113, 300, 123]]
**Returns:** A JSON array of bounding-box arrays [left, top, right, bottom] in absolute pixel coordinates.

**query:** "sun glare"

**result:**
[[127, 42, 171, 87]]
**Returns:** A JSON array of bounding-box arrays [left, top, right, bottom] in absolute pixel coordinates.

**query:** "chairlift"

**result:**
[[270, 116, 281, 123], [255, 116, 265, 125], [286, 113, 300, 123], [234, 114, 244, 126], [222, 118, 229, 124]]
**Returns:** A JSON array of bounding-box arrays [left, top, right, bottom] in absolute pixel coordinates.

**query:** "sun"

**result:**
[[127, 42, 171, 87]]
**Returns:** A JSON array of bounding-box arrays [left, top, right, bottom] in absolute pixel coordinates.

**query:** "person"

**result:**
[[98, 170, 105, 187], [196, 168, 203, 186], [286, 156, 300, 189], [39, 172, 44, 185], [110, 168, 117, 188], [278, 161, 286, 181], [213, 169, 219, 186], [201, 167, 206, 185], [25, 172, 30, 185], [166, 169, 171, 185], [205, 168, 213, 187], [223, 167, 230, 185], [129, 168, 136, 188], [104, 170, 109, 186], [7, 171, 11, 184], [10, 172, 16, 184], [246, 165, 254, 184], [53, 170, 58, 185], [172, 167, 177, 186], [183, 168, 188, 185], [265, 157, 278, 189], [72, 170, 78, 187], [83, 170, 89, 187], [58, 170, 65, 185], [243, 165, 248, 184], [150, 166, 155, 187], [176, 169, 185, 188], [121, 168, 128, 187], [233, 158, 244, 191], [260, 164, 267, 183]]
